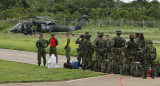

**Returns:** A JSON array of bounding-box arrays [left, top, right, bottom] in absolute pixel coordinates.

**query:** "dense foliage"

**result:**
[[0, 0, 160, 21]]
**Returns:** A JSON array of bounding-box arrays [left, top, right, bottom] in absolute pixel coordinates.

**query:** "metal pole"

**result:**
[[121, 19, 123, 27], [153, 20, 156, 28], [110, 19, 112, 26], [143, 20, 145, 27]]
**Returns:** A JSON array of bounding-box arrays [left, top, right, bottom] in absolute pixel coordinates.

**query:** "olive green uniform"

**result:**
[[112, 36, 126, 72], [94, 38, 107, 71], [65, 37, 71, 63], [136, 39, 146, 63], [36, 38, 49, 66], [75, 38, 86, 66], [84, 40, 93, 68], [122, 40, 138, 75], [143, 42, 157, 78]]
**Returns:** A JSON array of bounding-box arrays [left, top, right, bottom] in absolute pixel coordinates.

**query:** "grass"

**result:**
[[0, 59, 101, 84]]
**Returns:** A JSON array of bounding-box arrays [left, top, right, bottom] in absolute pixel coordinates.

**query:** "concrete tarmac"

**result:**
[[0, 48, 160, 86]]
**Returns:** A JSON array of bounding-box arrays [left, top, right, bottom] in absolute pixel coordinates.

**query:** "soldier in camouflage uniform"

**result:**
[[36, 34, 50, 66], [75, 35, 86, 68], [122, 35, 138, 75], [142, 40, 157, 79], [64, 32, 72, 63], [84, 34, 93, 70], [94, 32, 107, 71], [104, 35, 114, 73], [136, 33, 146, 63], [111, 31, 126, 73]]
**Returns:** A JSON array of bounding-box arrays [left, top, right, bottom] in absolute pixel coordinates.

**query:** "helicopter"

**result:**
[[10, 15, 89, 35]]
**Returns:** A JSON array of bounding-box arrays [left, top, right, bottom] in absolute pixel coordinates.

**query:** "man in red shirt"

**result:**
[[49, 34, 59, 63]]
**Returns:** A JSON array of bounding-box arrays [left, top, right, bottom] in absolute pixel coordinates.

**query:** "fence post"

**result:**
[[98, 19, 100, 27], [64, 18, 65, 25], [121, 19, 123, 27], [132, 20, 133, 27], [7, 18, 8, 22], [110, 19, 112, 26], [153, 20, 156, 28], [143, 20, 145, 27]]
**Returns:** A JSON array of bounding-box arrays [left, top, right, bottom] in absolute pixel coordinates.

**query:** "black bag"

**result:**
[[155, 62, 160, 77], [63, 63, 72, 69]]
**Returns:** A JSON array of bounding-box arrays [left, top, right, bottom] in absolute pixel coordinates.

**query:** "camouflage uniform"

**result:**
[[136, 38, 146, 63], [142, 40, 157, 78], [65, 37, 72, 63], [111, 31, 126, 72], [94, 36, 107, 71], [75, 37, 86, 67], [122, 35, 138, 75], [105, 39, 114, 73], [36, 38, 49, 66], [84, 39, 93, 69]]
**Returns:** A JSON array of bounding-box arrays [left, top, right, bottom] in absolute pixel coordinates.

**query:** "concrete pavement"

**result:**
[[0, 48, 160, 86]]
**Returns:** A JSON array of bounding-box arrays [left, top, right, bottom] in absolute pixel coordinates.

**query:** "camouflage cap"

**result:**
[[129, 34, 134, 39], [116, 30, 122, 34]]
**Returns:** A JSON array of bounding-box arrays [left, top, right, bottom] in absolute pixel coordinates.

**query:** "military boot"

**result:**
[[151, 73, 155, 79], [142, 73, 147, 79]]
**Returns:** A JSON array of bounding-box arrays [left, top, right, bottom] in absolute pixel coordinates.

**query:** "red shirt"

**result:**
[[50, 38, 57, 47]]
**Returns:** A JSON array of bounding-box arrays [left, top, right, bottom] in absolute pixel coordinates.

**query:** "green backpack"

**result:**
[[92, 59, 98, 71], [131, 62, 144, 77], [101, 59, 110, 73]]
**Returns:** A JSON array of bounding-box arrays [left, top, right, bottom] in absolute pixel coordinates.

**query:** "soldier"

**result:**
[[75, 35, 86, 68], [111, 31, 126, 73], [104, 35, 114, 73], [136, 33, 146, 63], [84, 34, 93, 70], [49, 34, 58, 63], [64, 32, 72, 63], [36, 34, 49, 66], [142, 40, 157, 79], [135, 33, 140, 44], [105, 35, 114, 60], [94, 32, 107, 71], [123, 35, 138, 75]]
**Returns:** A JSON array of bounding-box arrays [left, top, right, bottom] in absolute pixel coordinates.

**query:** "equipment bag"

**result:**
[[110, 60, 120, 74], [155, 62, 160, 77], [72, 61, 78, 69], [131, 61, 144, 77], [92, 59, 98, 71], [63, 63, 72, 69], [101, 59, 110, 73], [48, 54, 58, 68]]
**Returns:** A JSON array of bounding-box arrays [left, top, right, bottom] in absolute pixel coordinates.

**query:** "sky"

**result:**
[[122, 0, 160, 3]]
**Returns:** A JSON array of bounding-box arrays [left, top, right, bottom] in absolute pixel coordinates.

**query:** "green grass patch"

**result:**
[[0, 59, 101, 84]]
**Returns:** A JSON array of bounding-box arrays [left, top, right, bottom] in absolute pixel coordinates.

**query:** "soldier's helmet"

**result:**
[[129, 34, 134, 39], [147, 40, 153, 44], [116, 30, 122, 35]]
